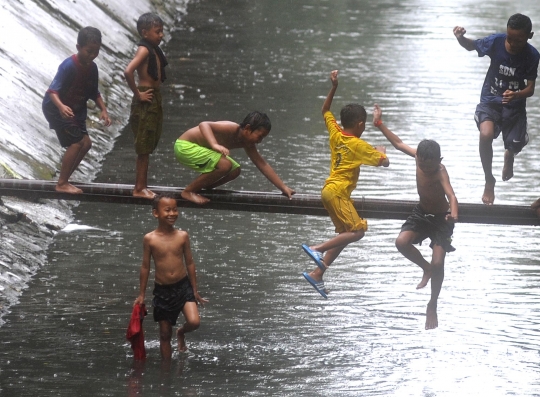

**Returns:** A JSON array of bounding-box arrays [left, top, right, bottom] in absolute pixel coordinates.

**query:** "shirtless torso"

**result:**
[[133, 45, 162, 89], [145, 228, 189, 285], [416, 163, 452, 215]]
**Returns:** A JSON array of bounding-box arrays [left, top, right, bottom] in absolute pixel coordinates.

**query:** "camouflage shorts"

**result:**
[[130, 86, 162, 155]]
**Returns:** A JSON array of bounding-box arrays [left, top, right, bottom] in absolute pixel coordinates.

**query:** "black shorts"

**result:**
[[54, 125, 88, 148], [400, 204, 455, 252], [152, 277, 195, 325], [474, 103, 528, 154]]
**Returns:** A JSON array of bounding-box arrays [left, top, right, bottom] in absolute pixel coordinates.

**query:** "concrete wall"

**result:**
[[0, 0, 188, 323]]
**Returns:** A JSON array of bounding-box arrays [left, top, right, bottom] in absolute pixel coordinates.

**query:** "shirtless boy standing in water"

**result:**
[[373, 105, 458, 330], [134, 194, 208, 358]]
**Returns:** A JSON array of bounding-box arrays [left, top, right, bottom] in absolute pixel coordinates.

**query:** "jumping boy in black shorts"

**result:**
[[373, 104, 458, 330], [134, 194, 208, 358]]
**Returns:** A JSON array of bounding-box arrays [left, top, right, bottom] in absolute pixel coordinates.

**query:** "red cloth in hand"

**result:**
[[126, 303, 148, 360]]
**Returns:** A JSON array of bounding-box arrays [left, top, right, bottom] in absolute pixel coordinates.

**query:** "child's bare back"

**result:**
[[133, 51, 162, 89], [179, 121, 245, 154]]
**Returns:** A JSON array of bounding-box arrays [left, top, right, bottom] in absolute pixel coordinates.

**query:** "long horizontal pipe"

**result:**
[[0, 179, 538, 226]]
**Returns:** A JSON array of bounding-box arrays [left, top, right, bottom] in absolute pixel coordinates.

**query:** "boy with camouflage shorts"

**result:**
[[124, 13, 168, 199]]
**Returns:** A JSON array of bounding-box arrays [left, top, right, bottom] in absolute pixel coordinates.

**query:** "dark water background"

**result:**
[[2, 0, 540, 396]]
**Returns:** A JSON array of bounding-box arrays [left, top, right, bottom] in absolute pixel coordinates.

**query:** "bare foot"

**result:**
[[176, 328, 187, 352], [531, 198, 540, 219], [502, 150, 514, 181], [425, 301, 438, 330], [482, 178, 495, 205], [56, 182, 82, 194], [181, 190, 210, 205], [416, 266, 432, 289], [133, 188, 156, 199]]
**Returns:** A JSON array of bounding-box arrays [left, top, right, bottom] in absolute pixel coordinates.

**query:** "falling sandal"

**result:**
[[302, 272, 328, 299], [301, 244, 326, 271]]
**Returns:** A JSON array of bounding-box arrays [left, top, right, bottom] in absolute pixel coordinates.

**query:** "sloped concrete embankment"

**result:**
[[0, 0, 186, 323]]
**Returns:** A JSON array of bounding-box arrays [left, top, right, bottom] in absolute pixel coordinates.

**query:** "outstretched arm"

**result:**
[[244, 145, 295, 199], [372, 104, 416, 158], [322, 70, 339, 115], [453, 26, 476, 51]]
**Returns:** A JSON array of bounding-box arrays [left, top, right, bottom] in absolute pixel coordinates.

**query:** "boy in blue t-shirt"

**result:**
[[42, 26, 111, 194], [454, 14, 540, 205]]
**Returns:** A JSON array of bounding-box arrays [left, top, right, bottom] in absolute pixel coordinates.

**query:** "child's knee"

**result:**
[[76, 135, 92, 151], [230, 167, 241, 179], [216, 157, 233, 172], [431, 258, 445, 269], [159, 326, 173, 342], [84, 138, 92, 151], [188, 317, 200, 330], [432, 263, 444, 272], [352, 229, 364, 242], [183, 308, 201, 331], [479, 126, 494, 141], [395, 237, 415, 254]]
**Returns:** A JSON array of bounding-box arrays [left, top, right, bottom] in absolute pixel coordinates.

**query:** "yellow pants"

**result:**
[[321, 188, 367, 233]]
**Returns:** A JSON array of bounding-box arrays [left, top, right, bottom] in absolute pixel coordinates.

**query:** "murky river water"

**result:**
[[2, 0, 540, 396]]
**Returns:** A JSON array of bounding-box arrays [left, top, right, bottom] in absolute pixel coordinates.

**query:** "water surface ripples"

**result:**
[[2, 0, 540, 396]]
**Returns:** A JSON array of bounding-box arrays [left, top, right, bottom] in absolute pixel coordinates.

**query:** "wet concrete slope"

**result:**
[[0, 0, 188, 323]]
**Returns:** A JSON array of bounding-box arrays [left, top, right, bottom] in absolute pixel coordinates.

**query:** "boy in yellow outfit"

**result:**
[[301, 70, 389, 298]]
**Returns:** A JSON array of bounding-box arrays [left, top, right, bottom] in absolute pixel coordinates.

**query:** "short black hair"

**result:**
[[417, 139, 441, 161], [340, 104, 367, 129], [152, 193, 177, 210], [507, 13, 532, 35], [239, 111, 272, 132], [137, 13, 164, 36], [77, 26, 102, 47]]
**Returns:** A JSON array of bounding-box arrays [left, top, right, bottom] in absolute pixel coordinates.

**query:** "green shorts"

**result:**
[[174, 139, 240, 173], [130, 86, 162, 155]]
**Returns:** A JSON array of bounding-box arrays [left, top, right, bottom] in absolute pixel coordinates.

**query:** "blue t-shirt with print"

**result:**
[[474, 33, 539, 108]]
